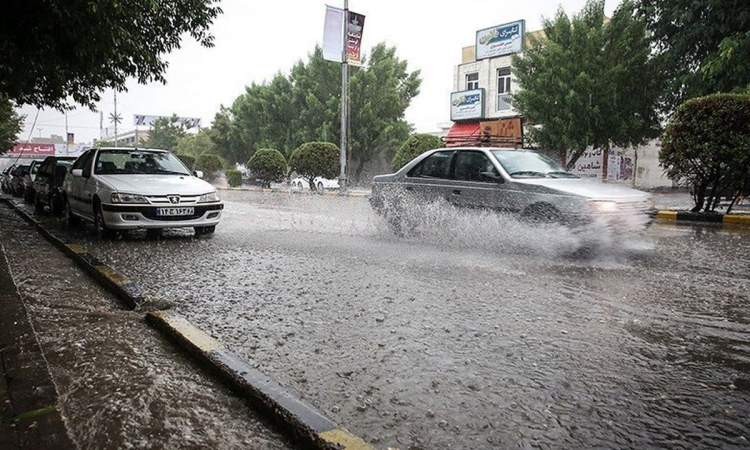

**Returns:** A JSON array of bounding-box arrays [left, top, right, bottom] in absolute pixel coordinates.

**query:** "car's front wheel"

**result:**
[[93, 203, 115, 238], [64, 198, 80, 227], [194, 225, 215, 236]]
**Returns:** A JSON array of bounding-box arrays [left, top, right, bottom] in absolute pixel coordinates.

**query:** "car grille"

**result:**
[[146, 194, 200, 205]]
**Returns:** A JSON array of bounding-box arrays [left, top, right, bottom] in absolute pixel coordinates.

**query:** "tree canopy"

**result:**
[[210, 44, 421, 182], [0, 0, 221, 109], [247, 148, 287, 188], [288, 142, 340, 191], [636, 0, 750, 111], [0, 96, 22, 154], [392, 134, 442, 170], [145, 115, 187, 151], [512, 0, 662, 167]]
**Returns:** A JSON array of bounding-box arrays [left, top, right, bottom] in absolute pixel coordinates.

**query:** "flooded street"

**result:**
[[12, 191, 750, 449]]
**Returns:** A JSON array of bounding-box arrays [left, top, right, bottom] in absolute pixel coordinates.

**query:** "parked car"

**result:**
[[1, 164, 15, 193], [9, 164, 30, 197], [22, 159, 44, 203], [290, 176, 339, 192], [63, 147, 223, 237], [370, 147, 654, 231], [33, 156, 77, 214]]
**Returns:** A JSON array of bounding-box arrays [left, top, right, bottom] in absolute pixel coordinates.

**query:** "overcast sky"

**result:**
[[18, 0, 616, 144]]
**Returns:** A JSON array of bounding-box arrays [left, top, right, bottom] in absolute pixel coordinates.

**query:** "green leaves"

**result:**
[[247, 148, 287, 188], [145, 115, 186, 151], [0, 0, 221, 109], [0, 96, 23, 155], [513, 0, 661, 167], [392, 134, 442, 170], [288, 142, 340, 189]]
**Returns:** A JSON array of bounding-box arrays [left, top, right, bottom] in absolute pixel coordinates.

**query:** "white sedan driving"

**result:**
[[63, 147, 223, 237]]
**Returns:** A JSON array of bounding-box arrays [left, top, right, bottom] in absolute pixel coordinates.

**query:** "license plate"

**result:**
[[156, 207, 194, 216]]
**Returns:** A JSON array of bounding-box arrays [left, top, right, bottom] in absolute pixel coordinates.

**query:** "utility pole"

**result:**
[[64, 112, 69, 154], [113, 91, 118, 146], [99, 110, 103, 142], [338, 0, 349, 193]]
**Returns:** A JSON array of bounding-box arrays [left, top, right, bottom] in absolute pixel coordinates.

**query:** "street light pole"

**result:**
[[113, 91, 119, 147], [339, 0, 349, 193]]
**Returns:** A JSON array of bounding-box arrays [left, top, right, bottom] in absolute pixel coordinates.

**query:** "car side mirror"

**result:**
[[480, 171, 504, 183], [71, 169, 83, 177], [194, 170, 204, 179]]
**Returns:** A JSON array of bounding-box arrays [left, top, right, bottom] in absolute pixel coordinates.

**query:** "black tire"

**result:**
[[51, 195, 64, 216], [34, 194, 44, 213], [317, 182, 324, 193], [194, 225, 216, 236], [64, 198, 80, 227], [146, 228, 162, 240], [521, 203, 563, 224], [93, 202, 115, 239]]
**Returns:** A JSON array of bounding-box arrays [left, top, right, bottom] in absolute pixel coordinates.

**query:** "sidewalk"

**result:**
[[0, 244, 75, 450]]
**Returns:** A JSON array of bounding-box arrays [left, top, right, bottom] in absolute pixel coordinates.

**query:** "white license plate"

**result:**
[[156, 207, 194, 216]]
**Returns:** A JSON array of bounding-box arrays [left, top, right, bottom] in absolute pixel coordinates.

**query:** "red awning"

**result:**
[[443, 122, 481, 147]]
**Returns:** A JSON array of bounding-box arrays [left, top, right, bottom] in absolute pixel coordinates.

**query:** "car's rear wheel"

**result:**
[[64, 198, 80, 227], [194, 225, 215, 236], [34, 193, 44, 213], [317, 182, 324, 193]]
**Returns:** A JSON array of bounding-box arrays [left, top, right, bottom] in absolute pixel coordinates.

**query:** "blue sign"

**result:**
[[476, 20, 525, 60], [451, 89, 485, 121]]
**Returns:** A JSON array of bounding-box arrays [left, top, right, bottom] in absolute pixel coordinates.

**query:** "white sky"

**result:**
[[18, 0, 616, 144]]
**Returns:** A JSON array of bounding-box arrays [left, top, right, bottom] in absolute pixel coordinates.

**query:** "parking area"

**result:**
[[5, 190, 750, 448]]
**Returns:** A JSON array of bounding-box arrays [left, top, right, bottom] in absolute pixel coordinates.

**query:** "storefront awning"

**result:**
[[443, 122, 481, 147]]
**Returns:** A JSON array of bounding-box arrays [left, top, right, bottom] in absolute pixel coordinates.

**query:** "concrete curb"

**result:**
[[0, 198, 145, 310], [146, 310, 373, 450], [654, 209, 750, 227], [217, 187, 370, 198]]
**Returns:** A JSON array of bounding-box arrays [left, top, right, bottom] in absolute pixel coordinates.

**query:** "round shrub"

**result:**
[[247, 148, 287, 188], [196, 153, 223, 180], [175, 153, 196, 171], [288, 142, 339, 191], [392, 134, 442, 170], [660, 93, 750, 212], [225, 169, 242, 187]]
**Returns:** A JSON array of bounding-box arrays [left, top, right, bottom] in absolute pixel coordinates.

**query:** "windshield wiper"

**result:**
[[509, 170, 547, 177], [155, 170, 190, 175], [546, 170, 578, 178]]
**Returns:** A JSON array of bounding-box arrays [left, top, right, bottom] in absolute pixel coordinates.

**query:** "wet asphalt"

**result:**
[[10, 190, 750, 449]]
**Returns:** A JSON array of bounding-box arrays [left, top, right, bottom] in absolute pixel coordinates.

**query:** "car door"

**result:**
[[78, 149, 99, 219], [34, 159, 51, 199], [68, 150, 93, 215], [402, 150, 456, 205], [448, 150, 510, 211]]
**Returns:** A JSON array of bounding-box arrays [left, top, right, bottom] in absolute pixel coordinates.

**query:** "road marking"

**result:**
[[319, 428, 374, 450], [65, 243, 86, 254], [149, 310, 223, 353], [94, 264, 130, 286], [723, 214, 750, 225], [655, 210, 678, 221]]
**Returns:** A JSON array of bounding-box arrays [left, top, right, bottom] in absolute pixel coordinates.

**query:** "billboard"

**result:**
[[346, 11, 365, 65], [450, 89, 485, 121], [476, 20, 525, 60], [7, 143, 55, 157], [134, 115, 201, 129]]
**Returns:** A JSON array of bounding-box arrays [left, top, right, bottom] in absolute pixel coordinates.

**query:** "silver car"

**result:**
[[370, 147, 654, 231]]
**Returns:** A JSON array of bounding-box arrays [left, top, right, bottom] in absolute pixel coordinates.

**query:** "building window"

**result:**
[[497, 67, 512, 111], [465, 72, 479, 91]]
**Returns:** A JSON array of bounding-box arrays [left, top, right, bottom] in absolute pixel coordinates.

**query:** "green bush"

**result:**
[[660, 93, 750, 213], [288, 142, 339, 191], [175, 153, 196, 171], [225, 169, 242, 187], [392, 134, 442, 170], [247, 148, 287, 188], [196, 153, 223, 180]]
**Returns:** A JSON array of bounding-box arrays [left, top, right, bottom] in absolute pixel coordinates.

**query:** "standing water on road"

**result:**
[[17, 191, 750, 449]]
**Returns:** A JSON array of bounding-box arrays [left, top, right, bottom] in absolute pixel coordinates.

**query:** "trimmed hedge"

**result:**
[[288, 142, 339, 191], [225, 169, 242, 187], [392, 134, 442, 170], [247, 148, 287, 188], [196, 153, 223, 180]]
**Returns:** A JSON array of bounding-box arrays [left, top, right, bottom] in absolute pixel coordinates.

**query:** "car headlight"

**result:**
[[111, 192, 148, 204], [198, 191, 220, 203], [589, 200, 618, 212]]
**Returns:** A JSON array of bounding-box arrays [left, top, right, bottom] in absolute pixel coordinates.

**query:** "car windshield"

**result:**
[[95, 150, 191, 175], [491, 150, 578, 178]]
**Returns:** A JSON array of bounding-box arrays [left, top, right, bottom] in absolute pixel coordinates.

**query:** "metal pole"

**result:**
[[99, 110, 103, 142], [64, 112, 69, 154], [338, 0, 348, 192], [113, 91, 119, 147]]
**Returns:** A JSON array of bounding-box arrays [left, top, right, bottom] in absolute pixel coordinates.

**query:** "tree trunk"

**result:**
[[353, 159, 366, 185], [691, 182, 706, 213]]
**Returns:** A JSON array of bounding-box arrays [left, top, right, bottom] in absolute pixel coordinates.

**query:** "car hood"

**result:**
[[97, 174, 215, 196], [513, 177, 650, 201]]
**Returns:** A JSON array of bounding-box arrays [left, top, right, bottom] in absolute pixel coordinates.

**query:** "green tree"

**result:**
[[176, 153, 196, 171], [0, 0, 221, 109], [225, 169, 242, 187], [288, 142, 339, 192], [175, 129, 216, 158], [209, 106, 244, 164], [660, 94, 750, 213], [392, 134, 442, 170], [512, 0, 662, 168], [0, 96, 23, 155], [145, 115, 186, 151], [196, 153, 223, 180], [636, 0, 750, 111], [247, 148, 287, 188]]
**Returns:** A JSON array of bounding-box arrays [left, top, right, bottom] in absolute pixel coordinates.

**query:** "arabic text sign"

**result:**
[[346, 11, 365, 65], [450, 89, 484, 121], [476, 20, 524, 60], [134, 115, 201, 129], [8, 143, 55, 156]]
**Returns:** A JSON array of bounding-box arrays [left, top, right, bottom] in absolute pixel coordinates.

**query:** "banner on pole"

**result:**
[[134, 114, 201, 129], [323, 6, 344, 62], [346, 11, 365, 65]]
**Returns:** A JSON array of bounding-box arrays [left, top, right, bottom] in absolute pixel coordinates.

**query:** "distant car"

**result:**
[[370, 147, 654, 232], [33, 156, 77, 214], [9, 164, 30, 197], [290, 176, 339, 192], [63, 147, 223, 237], [22, 159, 44, 203], [1, 164, 15, 193]]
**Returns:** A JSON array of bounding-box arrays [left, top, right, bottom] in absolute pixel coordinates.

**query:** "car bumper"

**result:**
[[100, 202, 224, 229]]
